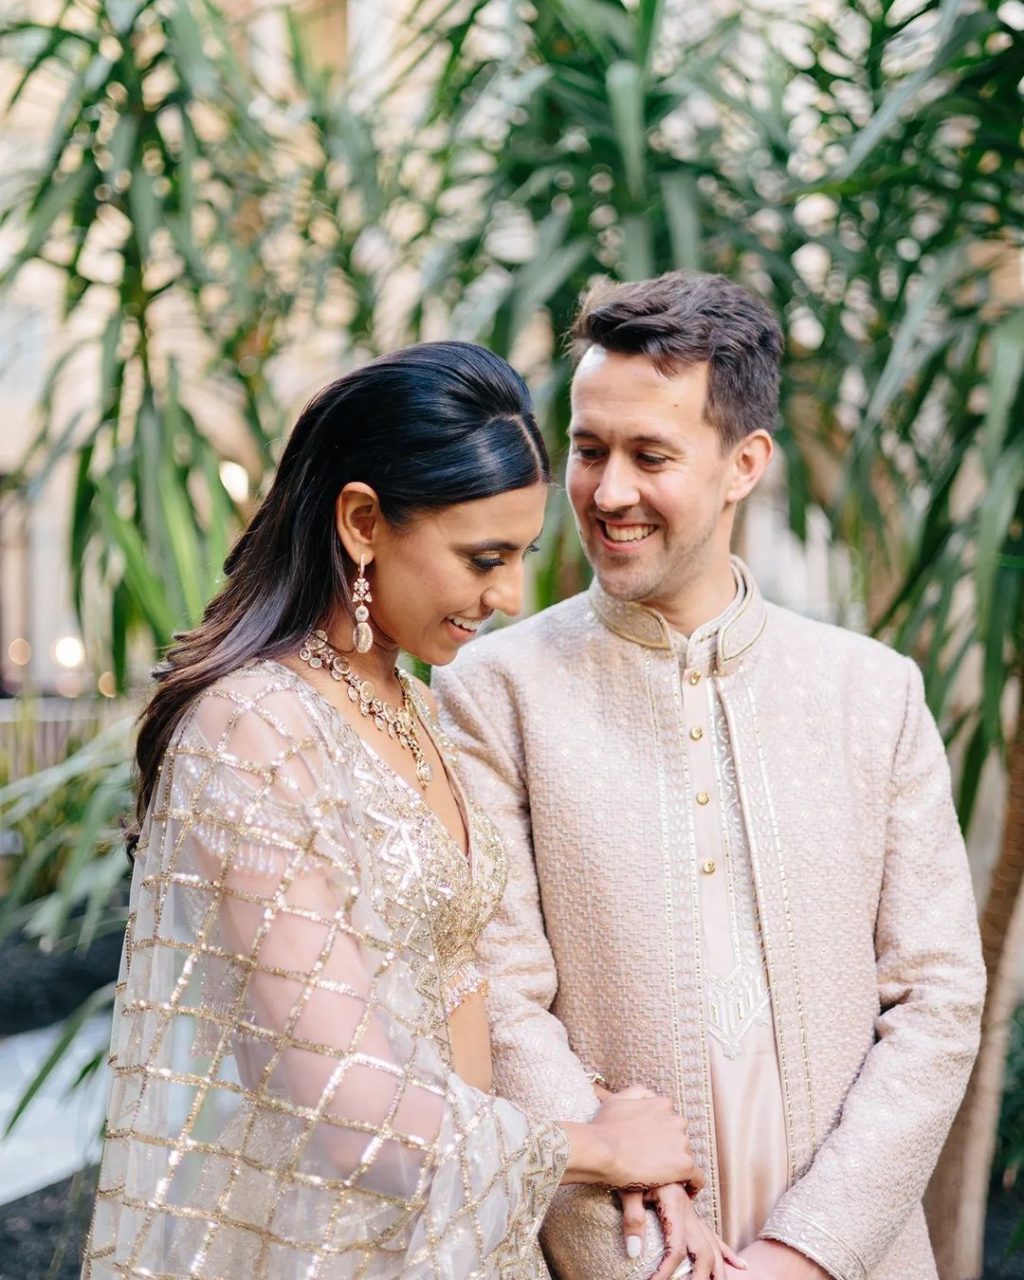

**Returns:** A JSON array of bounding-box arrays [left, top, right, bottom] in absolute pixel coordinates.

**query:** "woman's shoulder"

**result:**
[[164, 659, 364, 829], [177, 659, 330, 767]]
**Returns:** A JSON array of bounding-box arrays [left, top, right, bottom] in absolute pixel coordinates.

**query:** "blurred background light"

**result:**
[[219, 461, 249, 502], [53, 636, 84, 669], [53, 671, 83, 697]]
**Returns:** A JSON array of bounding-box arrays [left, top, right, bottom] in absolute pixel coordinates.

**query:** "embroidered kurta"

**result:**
[[672, 570, 789, 1251], [434, 559, 984, 1280], [83, 661, 568, 1279]]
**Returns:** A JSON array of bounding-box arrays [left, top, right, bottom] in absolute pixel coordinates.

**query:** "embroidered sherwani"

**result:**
[[670, 568, 789, 1249], [433, 560, 984, 1280], [83, 661, 568, 1279]]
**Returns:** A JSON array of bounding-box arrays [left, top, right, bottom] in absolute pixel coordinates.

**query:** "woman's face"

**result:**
[[361, 482, 548, 666]]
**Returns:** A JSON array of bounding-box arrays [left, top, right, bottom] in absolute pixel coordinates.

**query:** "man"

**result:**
[[432, 271, 984, 1280]]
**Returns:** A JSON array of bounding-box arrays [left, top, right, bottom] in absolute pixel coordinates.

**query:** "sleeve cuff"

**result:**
[[761, 1204, 867, 1280]]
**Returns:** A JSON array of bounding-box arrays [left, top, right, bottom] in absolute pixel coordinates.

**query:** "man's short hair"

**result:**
[[570, 270, 783, 447]]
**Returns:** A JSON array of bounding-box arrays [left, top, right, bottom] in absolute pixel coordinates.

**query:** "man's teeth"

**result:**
[[603, 523, 657, 543], [447, 615, 483, 632]]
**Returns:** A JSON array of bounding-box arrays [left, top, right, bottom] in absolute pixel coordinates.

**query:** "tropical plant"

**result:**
[[0, 717, 131, 1136], [0, 714, 130, 946], [0, 0, 420, 674], [406, 10, 1024, 1269], [995, 1005, 1024, 1255], [1, 1, 1021, 1274]]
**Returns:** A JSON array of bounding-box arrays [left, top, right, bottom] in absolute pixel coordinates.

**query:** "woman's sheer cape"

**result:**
[[83, 665, 567, 1278]]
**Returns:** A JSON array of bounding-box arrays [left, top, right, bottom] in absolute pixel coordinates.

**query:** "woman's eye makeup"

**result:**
[[470, 543, 540, 573]]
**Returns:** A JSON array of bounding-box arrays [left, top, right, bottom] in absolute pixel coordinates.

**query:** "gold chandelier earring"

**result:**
[[352, 554, 374, 654]]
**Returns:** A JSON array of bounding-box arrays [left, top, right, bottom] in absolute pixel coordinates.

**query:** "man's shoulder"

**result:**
[[764, 602, 913, 684]]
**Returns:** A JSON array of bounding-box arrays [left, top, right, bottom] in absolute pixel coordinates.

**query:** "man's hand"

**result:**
[[734, 1240, 830, 1280]]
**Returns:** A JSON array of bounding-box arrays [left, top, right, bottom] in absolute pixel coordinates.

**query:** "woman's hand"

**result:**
[[620, 1183, 746, 1280], [562, 1084, 703, 1189]]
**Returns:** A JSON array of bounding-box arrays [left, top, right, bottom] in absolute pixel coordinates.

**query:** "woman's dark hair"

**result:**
[[129, 341, 549, 850]]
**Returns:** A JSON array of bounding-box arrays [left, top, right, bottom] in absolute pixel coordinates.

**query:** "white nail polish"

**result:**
[[626, 1235, 643, 1259]]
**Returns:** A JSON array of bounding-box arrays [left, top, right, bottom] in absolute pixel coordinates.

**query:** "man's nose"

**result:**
[[594, 456, 640, 512]]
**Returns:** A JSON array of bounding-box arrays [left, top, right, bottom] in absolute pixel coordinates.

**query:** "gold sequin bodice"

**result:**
[[268, 661, 507, 1033], [339, 694, 507, 1022]]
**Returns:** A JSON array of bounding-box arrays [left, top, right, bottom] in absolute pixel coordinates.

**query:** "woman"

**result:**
[[83, 343, 735, 1279]]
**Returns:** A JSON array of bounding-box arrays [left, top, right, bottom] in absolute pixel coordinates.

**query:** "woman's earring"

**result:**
[[352, 555, 374, 654]]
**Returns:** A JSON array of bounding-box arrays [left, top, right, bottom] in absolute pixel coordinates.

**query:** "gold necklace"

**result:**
[[297, 629, 433, 788]]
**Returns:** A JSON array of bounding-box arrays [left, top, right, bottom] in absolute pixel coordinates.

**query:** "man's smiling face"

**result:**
[[566, 346, 739, 614]]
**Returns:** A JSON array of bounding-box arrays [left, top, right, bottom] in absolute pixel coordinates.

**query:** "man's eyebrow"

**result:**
[[569, 427, 677, 449], [631, 435, 676, 449]]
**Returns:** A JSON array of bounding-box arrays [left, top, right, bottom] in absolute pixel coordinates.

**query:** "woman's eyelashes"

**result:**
[[470, 543, 540, 573]]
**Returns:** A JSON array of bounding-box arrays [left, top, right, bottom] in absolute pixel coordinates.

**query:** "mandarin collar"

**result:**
[[588, 556, 767, 676]]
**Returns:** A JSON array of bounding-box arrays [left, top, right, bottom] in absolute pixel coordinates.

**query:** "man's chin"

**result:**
[[590, 562, 659, 605]]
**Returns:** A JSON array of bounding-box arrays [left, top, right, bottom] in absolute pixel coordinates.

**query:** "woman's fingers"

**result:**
[[692, 1222, 727, 1280], [688, 1230, 714, 1280], [709, 1234, 726, 1280], [641, 1184, 743, 1280], [718, 1236, 747, 1271], [647, 1184, 691, 1280], [619, 1190, 647, 1261]]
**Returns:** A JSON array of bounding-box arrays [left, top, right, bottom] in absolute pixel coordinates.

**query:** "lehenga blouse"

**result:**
[[82, 660, 569, 1279]]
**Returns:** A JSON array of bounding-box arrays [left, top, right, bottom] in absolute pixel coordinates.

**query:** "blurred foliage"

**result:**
[[0, 716, 129, 1138], [0, 718, 131, 951], [3, 0, 1021, 776], [0, 4, 1022, 1230], [0, 0, 414, 672], [997, 1005, 1024, 1253], [409, 0, 1024, 822]]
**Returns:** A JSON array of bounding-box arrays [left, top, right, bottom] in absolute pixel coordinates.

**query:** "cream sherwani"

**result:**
[[433, 559, 984, 1280]]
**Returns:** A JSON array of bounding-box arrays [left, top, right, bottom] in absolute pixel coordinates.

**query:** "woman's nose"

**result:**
[[482, 563, 525, 618]]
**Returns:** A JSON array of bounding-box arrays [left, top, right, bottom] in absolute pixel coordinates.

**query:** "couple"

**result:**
[[83, 271, 984, 1280]]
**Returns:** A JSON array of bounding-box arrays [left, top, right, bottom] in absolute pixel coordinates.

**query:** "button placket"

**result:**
[[682, 664, 734, 977], [682, 669, 715, 864]]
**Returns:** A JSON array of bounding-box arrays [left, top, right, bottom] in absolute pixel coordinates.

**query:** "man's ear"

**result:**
[[725, 430, 773, 505], [335, 482, 383, 565]]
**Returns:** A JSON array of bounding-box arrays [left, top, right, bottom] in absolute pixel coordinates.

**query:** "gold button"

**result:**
[[689, 671, 701, 686], [701, 859, 717, 875], [697, 791, 710, 806], [690, 726, 704, 741]]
